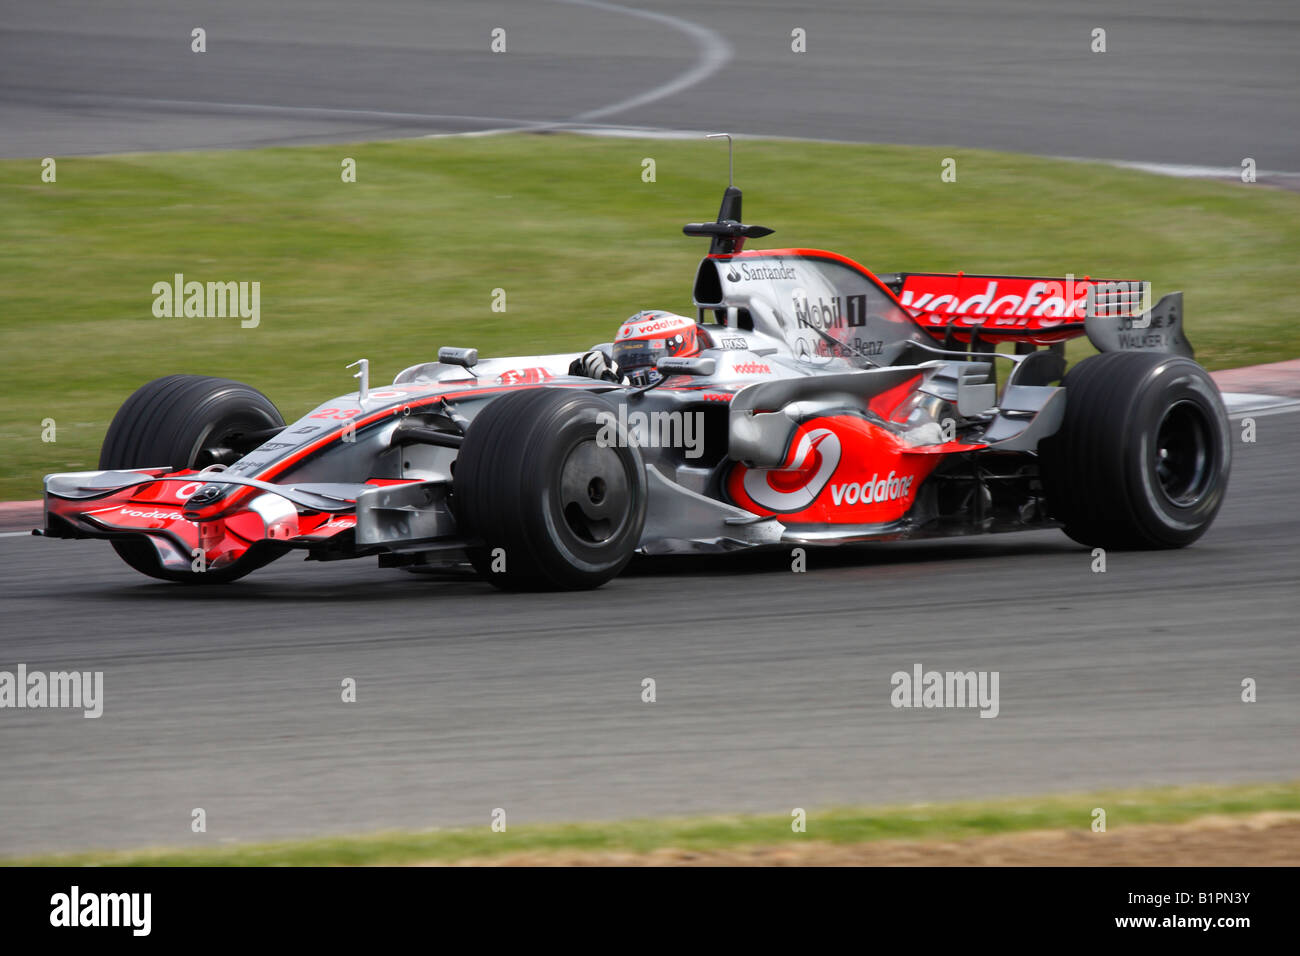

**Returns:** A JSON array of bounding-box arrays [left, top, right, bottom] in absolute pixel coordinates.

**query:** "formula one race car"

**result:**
[[39, 177, 1231, 590]]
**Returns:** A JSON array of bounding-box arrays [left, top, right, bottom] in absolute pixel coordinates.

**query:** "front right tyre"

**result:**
[[98, 374, 286, 582]]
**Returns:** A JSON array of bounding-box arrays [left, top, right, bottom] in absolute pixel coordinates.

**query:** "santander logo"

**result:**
[[742, 427, 841, 513]]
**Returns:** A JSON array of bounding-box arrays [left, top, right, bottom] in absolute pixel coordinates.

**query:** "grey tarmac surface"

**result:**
[[0, 410, 1295, 856], [2, 0, 1297, 169]]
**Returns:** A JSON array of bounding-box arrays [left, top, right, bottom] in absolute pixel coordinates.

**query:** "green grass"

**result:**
[[2, 134, 1297, 500], [6, 781, 1298, 867]]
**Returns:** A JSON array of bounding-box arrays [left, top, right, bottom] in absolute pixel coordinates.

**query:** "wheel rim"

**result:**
[[190, 418, 274, 468], [1154, 400, 1213, 507], [557, 438, 633, 545]]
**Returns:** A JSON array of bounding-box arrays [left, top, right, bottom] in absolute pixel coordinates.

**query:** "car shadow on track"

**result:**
[[80, 532, 1084, 605], [625, 531, 1082, 578]]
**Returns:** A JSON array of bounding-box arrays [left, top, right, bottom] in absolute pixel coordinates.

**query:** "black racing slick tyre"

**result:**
[[98, 374, 286, 583], [453, 388, 647, 590], [1039, 352, 1231, 549]]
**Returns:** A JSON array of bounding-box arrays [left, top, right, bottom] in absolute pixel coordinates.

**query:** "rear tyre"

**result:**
[[453, 388, 647, 590], [98, 374, 286, 583], [1039, 352, 1230, 549]]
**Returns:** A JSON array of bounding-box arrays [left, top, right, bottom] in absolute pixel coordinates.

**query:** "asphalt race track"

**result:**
[[0, 408, 1295, 855], [2, 0, 1298, 168], [1, 2, 1298, 856]]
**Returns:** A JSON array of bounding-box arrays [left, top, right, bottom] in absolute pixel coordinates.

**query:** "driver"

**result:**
[[569, 310, 708, 386]]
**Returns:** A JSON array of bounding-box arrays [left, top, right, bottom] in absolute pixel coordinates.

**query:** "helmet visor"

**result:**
[[613, 338, 667, 386]]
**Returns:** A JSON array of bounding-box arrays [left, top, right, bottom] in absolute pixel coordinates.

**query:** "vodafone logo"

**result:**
[[119, 508, 183, 521], [732, 362, 772, 375], [829, 471, 914, 507], [742, 428, 841, 513], [625, 318, 690, 338], [496, 367, 554, 386], [897, 277, 1138, 329]]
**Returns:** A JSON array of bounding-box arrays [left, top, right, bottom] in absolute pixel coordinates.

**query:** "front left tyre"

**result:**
[[453, 387, 647, 590]]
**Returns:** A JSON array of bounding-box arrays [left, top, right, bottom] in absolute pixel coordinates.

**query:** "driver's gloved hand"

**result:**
[[569, 350, 620, 383]]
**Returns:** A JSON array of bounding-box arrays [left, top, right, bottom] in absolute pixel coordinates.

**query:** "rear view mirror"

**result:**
[[438, 347, 479, 369], [656, 356, 715, 378]]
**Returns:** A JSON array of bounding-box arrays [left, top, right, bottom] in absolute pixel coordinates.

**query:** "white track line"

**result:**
[[551, 0, 733, 122], [1226, 401, 1300, 420], [52, 93, 546, 128], [1105, 160, 1300, 179], [1220, 392, 1300, 418], [59, 100, 1300, 179], [58, 2, 733, 142]]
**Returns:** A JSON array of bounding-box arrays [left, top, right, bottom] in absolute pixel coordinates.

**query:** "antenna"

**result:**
[[682, 132, 771, 254], [347, 358, 370, 403], [706, 132, 733, 186]]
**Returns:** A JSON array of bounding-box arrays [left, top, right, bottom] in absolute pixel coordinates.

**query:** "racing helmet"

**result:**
[[612, 311, 705, 386]]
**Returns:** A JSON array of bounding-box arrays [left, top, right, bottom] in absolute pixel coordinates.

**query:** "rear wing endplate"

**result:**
[[1084, 291, 1193, 357]]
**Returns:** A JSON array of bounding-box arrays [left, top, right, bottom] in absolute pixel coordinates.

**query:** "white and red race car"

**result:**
[[39, 181, 1229, 589]]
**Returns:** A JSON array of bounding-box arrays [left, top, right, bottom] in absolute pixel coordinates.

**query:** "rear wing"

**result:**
[[881, 273, 1192, 356]]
